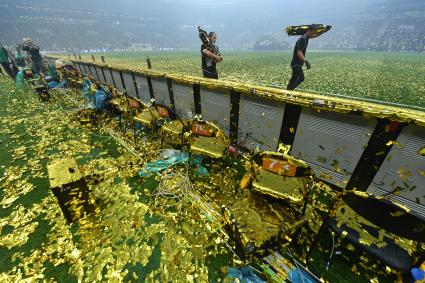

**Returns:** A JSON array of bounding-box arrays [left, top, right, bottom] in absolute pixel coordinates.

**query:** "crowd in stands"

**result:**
[[1, 3, 424, 52], [314, 14, 425, 52]]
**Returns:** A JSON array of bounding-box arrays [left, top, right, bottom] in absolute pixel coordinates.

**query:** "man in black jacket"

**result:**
[[201, 32, 223, 79], [22, 39, 45, 75], [287, 26, 322, 90]]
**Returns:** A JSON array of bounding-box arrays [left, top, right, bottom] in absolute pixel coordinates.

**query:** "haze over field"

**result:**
[[0, 0, 424, 51]]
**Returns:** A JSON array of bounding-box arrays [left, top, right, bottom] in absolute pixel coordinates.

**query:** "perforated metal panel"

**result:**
[[92, 65, 101, 81], [80, 63, 88, 75], [151, 78, 170, 106], [200, 88, 230, 135], [291, 108, 376, 188], [135, 74, 151, 103], [87, 65, 97, 80], [122, 72, 137, 98], [112, 70, 125, 92], [45, 57, 56, 65], [237, 94, 285, 151], [84, 64, 90, 75], [95, 66, 105, 83], [75, 63, 82, 74], [367, 124, 425, 216], [104, 68, 115, 86], [74, 63, 80, 73], [173, 82, 195, 119]]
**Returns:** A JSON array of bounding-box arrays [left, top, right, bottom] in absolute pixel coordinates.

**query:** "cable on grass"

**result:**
[[153, 168, 192, 207]]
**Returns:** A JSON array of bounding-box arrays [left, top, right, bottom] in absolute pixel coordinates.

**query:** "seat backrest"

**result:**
[[155, 104, 170, 118], [342, 191, 425, 242], [191, 121, 215, 137], [261, 156, 299, 177], [127, 98, 141, 109], [253, 153, 311, 178]]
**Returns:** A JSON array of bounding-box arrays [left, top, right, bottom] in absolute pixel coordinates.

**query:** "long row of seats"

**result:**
[[58, 65, 425, 279]]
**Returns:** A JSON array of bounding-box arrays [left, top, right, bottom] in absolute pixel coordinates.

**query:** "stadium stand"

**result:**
[[0, 1, 424, 52]]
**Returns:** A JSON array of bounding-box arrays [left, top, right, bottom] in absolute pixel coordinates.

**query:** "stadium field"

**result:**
[[0, 76, 398, 282], [70, 51, 425, 109]]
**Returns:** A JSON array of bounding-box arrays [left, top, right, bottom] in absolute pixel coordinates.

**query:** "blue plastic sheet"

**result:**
[[48, 80, 68, 89], [139, 150, 208, 177], [288, 268, 317, 283], [47, 64, 58, 80], [227, 266, 265, 283], [15, 71, 26, 88], [411, 267, 425, 281], [82, 78, 97, 108], [95, 89, 110, 109]]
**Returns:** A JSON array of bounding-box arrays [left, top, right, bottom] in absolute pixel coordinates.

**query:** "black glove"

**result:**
[[305, 60, 312, 69]]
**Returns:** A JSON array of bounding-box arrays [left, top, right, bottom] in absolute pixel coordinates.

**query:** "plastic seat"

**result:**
[[247, 152, 313, 213], [133, 108, 161, 129], [160, 119, 190, 147], [326, 217, 413, 272], [253, 167, 310, 204], [189, 120, 229, 159], [307, 191, 425, 273]]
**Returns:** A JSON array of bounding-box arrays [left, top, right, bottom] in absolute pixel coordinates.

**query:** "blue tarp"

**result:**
[[139, 150, 208, 177], [48, 80, 68, 89], [227, 266, 265, 283], [95, 89, 111, 109], [15, 71, 26, 88], [288, 268, 318, 283]]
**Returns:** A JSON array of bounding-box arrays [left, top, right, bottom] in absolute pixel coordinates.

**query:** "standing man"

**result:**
[[201, 32, 223, 79], [287, 26, 323, 90], [22, 39, 45, 75]]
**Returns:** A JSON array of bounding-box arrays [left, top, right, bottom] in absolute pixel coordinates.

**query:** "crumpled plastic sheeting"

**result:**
[[225, 266, 265, 283], [139, 149, 208, 177], [0, 77, 234, 282]]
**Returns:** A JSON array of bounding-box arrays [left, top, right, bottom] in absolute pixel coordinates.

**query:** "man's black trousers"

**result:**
[[287, 65, 304, 90], [203, 68, 218, 79]]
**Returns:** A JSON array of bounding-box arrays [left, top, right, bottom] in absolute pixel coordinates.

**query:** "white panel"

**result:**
[[104, 68, 115, 86], [86, 65, 98, 80], [122, 72, 137, 98], [95, 66, 105, 83], [151, 78, 170, 107], [92, 65, 101, 81], [80, 63, 89, 75], [368, 124, 425, 215], [75, 63, 82, 74], [200, 88, 230, 135], [112, 70, 124, 92], [135, 74, 151, 103], [237, 94, 285, 151], [173, 82, 194, 119], [372, 188, 425, 218], [292, 108, 377, 188]]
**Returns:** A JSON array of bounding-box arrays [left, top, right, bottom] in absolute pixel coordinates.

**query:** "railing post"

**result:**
[[146, 57, 152, 69], [132, 72, 139, 97], [193, 83, 201, 116], [229, 89, 241, 145], [166, 78, 176, 113]]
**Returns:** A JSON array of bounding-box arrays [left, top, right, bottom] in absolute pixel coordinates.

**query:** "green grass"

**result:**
[[71, 50, 425, 108], [0, 76, 403, 282], [0, 77, 235, 282]]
